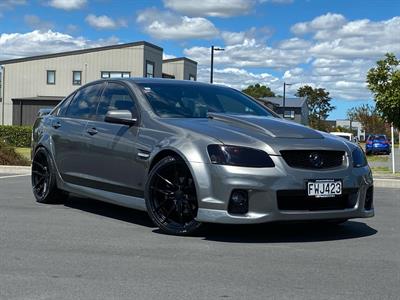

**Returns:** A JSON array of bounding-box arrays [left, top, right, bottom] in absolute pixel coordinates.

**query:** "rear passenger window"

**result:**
[[66, 83, 104, 119], [53, 93, 75, 117], [96, 82, 137, 121]]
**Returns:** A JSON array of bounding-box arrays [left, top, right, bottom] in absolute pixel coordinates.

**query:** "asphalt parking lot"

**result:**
[[0, 175, 399, 300]]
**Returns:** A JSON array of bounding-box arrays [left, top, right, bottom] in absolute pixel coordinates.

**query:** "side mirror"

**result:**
[[104, 110, 137, 126]]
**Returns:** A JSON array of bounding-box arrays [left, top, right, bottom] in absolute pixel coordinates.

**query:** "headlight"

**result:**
[[352, 147, 367, 168], [207, 145, 275, 168]]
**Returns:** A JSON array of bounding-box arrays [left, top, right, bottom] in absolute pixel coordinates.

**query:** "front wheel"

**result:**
[[145, 156, 202, 235]]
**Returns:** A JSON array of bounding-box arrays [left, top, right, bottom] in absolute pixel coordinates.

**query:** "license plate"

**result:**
[[307, 180, 342, 198]]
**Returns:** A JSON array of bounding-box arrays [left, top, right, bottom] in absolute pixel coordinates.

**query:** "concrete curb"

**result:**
[[0, 165, 31, 174], [373, 178, 400, 189]]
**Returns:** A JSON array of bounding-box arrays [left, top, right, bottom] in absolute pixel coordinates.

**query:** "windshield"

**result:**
[[369, 135, 386, 141], [137, 82, 274, 118]]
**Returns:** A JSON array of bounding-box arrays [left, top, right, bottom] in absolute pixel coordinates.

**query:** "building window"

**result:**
[[189, 74, 196, 81], [73, 71, 82, 85], [47, 70, 56, 85], [146, 61, 155, 78], [101, 71, 130, 79], [284, 110, 295, 119]]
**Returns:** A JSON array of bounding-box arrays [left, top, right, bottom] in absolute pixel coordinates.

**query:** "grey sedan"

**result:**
[[31, 78, 374, 235]]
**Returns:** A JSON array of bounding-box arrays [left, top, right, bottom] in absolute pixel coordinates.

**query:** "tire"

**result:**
[[31, 147, 68, 204], [145, 156, 202, 236]]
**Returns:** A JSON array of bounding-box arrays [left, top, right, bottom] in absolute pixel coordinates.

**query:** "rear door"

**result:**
[[83, 82, 146, 197], [51, 82, 105, 181]]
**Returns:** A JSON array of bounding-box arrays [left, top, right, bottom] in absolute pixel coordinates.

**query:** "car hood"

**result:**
[[161, 113, 326, 144]]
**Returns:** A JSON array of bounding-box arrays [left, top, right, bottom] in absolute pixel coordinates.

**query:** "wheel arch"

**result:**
[[149, 149, 185, 173]]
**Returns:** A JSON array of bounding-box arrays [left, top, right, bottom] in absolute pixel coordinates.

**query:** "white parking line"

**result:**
[[0, 174, 30, 179]]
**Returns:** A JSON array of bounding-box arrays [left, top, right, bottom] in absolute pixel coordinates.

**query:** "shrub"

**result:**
[[0, 140, 30, 166], [0, 125, 32, 147]]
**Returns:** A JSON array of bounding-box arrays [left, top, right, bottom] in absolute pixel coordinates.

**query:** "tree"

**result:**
[[366, 53, 400, 128], [296, 85, 335, 130], [242, 83, 275, 99], [347, 104, 388, 136]]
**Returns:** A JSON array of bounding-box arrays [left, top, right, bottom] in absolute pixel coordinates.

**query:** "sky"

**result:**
[[0, 0, 399, 119]]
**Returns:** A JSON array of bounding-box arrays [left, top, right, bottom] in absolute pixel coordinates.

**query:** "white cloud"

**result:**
[[48, 0, 86, 10], [221, 27, 272, 45], [0, 30, 118, 60], [137, 8, 219, 40], [163, 0, 255, 17], [196, 66, 280, 91], [85, 14, 127, 30], [184, 38, 309, 69], [24, 14, 54, 30], [163, 53, 176, 60], [186, 14, 400, 101], [291, 13, 346, 34], [0, 0, 26, 9]]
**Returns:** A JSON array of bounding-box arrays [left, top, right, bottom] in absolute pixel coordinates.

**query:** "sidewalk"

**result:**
[[0, 165, 31, 175], [373, 172, 400, 188]]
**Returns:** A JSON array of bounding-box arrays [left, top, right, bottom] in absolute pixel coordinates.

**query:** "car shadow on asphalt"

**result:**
[[63, 196, 156, 228], [198, 221, 378, 243], [63, 196, 377, 243]]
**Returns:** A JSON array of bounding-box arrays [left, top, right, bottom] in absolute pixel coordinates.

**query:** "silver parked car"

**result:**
[[31, 78, 374, 235]]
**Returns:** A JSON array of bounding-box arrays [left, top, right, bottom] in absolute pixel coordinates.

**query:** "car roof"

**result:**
[[106, 77, 212, 86]]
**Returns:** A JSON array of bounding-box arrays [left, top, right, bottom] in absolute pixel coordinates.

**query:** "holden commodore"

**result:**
[[31, 78, 374, 235]]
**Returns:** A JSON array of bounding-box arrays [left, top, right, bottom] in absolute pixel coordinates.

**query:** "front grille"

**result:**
[[280, 150, 345, 169], [277, 189, 358, 211]]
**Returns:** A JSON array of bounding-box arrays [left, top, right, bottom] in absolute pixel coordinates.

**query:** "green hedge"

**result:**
[[0, 125, 32, 147], [0, 140, 30, 166]]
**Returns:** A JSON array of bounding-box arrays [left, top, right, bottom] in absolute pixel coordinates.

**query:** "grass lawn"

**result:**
[[366, 155, 389, 163], [15, 147, 31, 161]]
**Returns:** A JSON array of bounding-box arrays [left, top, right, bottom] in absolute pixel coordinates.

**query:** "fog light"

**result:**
[[228, 190, 249, 214]]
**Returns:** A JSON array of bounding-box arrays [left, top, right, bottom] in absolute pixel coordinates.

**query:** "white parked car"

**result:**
[[330, 132, 358, 143]]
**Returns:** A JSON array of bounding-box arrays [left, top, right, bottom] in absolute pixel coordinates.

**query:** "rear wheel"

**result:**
[[31, 147, 68, 204], [145, 156, 202, 235]]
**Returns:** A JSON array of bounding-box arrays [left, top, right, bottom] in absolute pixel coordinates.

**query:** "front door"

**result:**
[[51, 83, 104, 181], [83, 82, 146, 197]]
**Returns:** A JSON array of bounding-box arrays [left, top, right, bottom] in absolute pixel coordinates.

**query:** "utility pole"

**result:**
[[210, 45, 224, 84], [391, 124, 395, 174], [282, 82, 292, 118]]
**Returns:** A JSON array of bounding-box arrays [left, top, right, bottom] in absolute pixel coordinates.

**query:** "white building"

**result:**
[[336, 119, 366, 141], [0, 41, 197, 125]]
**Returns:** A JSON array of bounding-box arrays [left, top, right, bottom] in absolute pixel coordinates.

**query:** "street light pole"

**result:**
[[282, 82, 292, 118], [210, 45, 224, 84]]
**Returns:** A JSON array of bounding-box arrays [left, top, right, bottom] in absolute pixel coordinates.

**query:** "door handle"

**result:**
[[86, 127, 98, 136], [52, 121, 61, 129]]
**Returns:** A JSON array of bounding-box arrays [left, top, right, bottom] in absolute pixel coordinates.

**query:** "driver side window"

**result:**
[[96, 82, 137, 121]]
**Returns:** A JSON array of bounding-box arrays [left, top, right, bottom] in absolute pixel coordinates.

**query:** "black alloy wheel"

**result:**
[[32, 148, 68, 203], [145, 156, 202, 235]]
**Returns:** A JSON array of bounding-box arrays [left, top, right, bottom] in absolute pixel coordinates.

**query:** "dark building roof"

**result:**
[[0, 41, 163, 65], [260, 97, 306, 108], [163, 57, 198, 65]]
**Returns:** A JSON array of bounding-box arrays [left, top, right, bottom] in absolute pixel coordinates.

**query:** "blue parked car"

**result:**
[[365, 134, 391, 155]]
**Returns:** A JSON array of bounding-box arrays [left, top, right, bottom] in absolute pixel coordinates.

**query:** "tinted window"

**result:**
[[66, 83, 103, 119], [96, 82, 137, 120], [138, 83, 272, 118], [53, 93, 75, 116], [369, 135, 386, 141]]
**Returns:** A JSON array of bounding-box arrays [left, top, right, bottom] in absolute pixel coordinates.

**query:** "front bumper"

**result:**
[[190, 156, 374, 224]]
